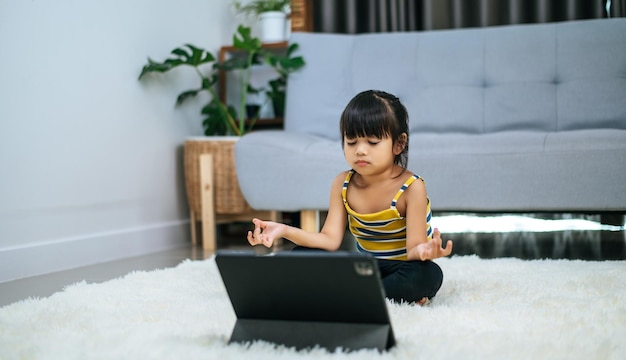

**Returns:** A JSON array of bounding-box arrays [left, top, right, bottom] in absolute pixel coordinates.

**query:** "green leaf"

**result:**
[[201, 101, 226, 135], [138, 57, 181, 79], [140, 44, 216, 79], [281, 56, 305, 71], [286, 43, 299, 56], [171, 47, 190, 59], [201, 100, 240, 136], [201, 77, 213, 90], [233, 25, 262, 52], [176, 89, 201, 106]]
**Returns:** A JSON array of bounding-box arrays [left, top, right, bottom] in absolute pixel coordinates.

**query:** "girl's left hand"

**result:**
[[417, 228, 453, 260]]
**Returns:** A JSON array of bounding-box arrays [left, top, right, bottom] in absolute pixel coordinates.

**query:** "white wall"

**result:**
[[0, 0, 252, 282]]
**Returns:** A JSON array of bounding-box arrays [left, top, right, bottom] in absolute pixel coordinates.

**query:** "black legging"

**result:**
[[291, 246, 444, 304], [377, 258, 443, 303]]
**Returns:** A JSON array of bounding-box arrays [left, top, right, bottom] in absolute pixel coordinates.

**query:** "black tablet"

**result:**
[[215, 250, 395, 351]]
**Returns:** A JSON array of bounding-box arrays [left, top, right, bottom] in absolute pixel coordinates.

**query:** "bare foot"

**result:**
[[414, 297, 433, 306]]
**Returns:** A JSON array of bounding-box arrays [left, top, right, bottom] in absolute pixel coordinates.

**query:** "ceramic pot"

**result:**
[[260, 11, 287, 42]]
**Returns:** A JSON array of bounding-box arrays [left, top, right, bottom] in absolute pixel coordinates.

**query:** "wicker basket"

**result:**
[[184, 137, 253, 218]]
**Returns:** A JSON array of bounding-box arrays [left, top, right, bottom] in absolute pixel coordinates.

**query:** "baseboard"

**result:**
[[0, 220, 190, 283]]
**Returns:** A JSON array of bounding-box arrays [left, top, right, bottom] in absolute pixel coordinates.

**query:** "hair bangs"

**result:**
[[341, 106, 393, 140]]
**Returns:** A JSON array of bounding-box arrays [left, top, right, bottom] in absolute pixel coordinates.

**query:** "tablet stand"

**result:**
[[229, 318, 395, 352]]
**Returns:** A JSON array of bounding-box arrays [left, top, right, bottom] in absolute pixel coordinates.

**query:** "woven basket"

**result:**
[[184, 137, 253, 217]]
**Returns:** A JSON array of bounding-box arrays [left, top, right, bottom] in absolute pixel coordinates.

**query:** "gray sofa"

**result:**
[[235, 18, 626, 226]]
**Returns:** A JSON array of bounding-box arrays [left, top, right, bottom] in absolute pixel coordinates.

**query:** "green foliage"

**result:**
[[139, 26, 258, 136], [233, 0, 291, 17], [138, 24, 305, 136]]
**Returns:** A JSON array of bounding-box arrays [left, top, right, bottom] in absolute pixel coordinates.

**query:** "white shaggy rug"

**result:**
[[1, 255, 625, 360]]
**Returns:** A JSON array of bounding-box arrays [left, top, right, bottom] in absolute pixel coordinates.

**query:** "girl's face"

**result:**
[[343, 135, 403, 175]]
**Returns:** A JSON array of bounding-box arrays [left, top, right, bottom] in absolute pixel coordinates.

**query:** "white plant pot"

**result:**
[[260, 11, 287, 43]]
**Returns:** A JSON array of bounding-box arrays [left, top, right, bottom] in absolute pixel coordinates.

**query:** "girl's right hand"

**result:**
[[247, 218, 284, 248]]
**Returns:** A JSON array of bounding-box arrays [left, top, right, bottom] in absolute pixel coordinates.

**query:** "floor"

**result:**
[[1, 212, 624, 308]]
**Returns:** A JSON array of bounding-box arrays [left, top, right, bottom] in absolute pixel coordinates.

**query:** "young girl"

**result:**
[[247, 90, 453, 305]]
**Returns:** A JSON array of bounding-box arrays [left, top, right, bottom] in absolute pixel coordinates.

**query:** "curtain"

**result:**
[[312, 0, 625, 33]]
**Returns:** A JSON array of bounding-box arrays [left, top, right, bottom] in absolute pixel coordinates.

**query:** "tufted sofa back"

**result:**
[[285, 19, 626, 141]]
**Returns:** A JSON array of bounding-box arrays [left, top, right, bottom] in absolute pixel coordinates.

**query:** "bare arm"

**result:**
[[403, 180, 453, 261], [247, 173, 348, 251]]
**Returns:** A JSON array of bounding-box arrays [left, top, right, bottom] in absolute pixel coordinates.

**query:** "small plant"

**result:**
[[233, 0, 291, 17]]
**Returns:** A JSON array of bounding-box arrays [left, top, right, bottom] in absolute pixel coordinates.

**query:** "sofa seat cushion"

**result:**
[[235, 131, 346, 211], [409, 129, 626, 211], [236, 130, 626, 212]]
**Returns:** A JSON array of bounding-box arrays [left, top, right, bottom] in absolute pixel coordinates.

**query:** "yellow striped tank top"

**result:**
[[342, 170, 433, 260]]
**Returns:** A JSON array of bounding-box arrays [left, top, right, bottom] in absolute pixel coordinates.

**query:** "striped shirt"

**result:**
[[342, 170, 433, 260]]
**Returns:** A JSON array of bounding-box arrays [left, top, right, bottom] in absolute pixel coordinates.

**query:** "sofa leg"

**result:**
[[300, 210, 319, 232]]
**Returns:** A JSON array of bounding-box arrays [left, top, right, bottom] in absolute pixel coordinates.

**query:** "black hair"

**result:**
[[340, 90, 409, 168]]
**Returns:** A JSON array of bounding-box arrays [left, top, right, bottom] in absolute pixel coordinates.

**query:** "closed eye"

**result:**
[[367, 137, 382, 145], [344, 137, 381, 146]]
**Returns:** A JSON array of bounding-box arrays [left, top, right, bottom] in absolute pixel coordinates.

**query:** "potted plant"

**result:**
[[139, 25, 263, 137], [233, 0, 291, 43], [138, 25, 271, 248]]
